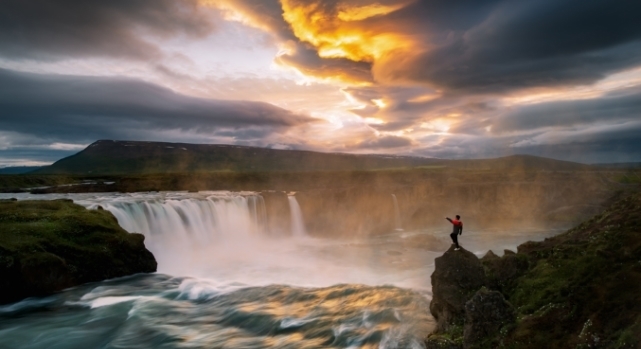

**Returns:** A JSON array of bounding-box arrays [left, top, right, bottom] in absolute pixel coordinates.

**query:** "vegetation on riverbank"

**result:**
[[426, 190, 641, 348], [0, 199, 156, 304]]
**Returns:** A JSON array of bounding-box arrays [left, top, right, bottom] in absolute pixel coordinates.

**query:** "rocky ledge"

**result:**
[[426, 191, 641, 348], [0, 199, 157, 304]]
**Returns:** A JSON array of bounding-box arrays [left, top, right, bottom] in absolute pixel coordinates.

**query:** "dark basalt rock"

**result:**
[[0, 200, 157, 304], [481, 251, 529, 294], [463, 288, 516, 349], [430, 245, 486, 333]]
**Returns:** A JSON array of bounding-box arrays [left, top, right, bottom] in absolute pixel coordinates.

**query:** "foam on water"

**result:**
[[0, 191, 561, 348]]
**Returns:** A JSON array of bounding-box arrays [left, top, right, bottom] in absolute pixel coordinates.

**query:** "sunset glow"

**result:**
[[0, 0, 639, 166]]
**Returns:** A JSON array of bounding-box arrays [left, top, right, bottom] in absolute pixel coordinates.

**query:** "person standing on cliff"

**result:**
[[445, 215, 463, 250]]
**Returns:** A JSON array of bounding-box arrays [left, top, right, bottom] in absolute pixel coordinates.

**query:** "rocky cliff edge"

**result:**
[[426, 190, 641, 348]]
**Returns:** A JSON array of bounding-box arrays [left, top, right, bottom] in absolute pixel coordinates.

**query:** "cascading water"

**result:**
[[0, 191, 556, 348], [80, 191, 270, 276], [99, 193, 267, 240], [392, 194, 403, 231], [0, 191, 447, 348], [287, 195, 307, 237]]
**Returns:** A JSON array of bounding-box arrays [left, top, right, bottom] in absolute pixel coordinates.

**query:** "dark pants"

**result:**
[[450, 232, 459, 248]]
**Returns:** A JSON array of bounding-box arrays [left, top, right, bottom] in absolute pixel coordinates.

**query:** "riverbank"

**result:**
[[0, 199, 157, 304]]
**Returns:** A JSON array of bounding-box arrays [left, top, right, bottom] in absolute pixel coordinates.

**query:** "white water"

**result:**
[[1, 192, 435, 289], [0, 191, 562, 348], [0, 191, 557, 291], [287, 195, 307, 237], [392, 194, 403, 231]]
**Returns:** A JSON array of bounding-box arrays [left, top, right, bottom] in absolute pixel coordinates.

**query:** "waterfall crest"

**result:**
[[101, 193, 267, 242]]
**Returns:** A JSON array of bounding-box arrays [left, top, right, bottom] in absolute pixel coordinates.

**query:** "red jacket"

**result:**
[[447, 218, 463, 234]]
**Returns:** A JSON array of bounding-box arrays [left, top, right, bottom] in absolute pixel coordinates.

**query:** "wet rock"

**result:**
[[430, 245, 486, 333], [463, 288, 516, 349]]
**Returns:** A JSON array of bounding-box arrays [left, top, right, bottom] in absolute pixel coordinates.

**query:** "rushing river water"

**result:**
[[0, 192, 560, 348]]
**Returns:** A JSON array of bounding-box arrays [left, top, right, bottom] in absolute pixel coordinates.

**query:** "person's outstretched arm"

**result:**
[[445, 217, 452, 223]]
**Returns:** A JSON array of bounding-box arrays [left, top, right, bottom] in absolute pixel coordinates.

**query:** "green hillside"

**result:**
[[33, 140, 589, 175]]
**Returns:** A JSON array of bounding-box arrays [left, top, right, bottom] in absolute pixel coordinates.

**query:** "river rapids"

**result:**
[[0, 191, 558, 348]]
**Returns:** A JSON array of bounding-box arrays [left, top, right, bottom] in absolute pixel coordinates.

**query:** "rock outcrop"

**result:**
[[463, 288, 515, 348], [0, 199, 157, 304], [481, 250, 529, 293], [428, 190, 641, 348], [430, 245, 486, 333]]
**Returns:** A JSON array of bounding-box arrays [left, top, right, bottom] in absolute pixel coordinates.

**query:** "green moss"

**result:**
[[500, 191, 641, 348], [0, 199, 156, 304]]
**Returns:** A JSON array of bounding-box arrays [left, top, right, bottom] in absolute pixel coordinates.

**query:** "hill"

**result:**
[[0, 166, 44, 174], [33, 140, 589, 175], [592, 162, 641, 169]]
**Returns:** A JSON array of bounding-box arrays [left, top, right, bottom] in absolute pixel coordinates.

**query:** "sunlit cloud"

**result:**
[[0, 0, 640, 164]]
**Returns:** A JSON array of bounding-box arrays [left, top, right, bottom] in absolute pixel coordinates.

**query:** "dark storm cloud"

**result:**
[[411, 117, 641, 163], [492, 86, 641, 133], [0, 68, 314, 145], [241, 0, 641, 93], [0, 0, 216, 61], [384, 0, 641, 92]]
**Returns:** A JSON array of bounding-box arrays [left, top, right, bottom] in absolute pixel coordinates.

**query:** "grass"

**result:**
[[0, 174, 78, 191], [0, 199, 156, 304], [501, 191, 641, 348], [436, 190, 641, 348]]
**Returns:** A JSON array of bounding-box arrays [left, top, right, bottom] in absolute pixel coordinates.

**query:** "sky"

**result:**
[[1, 0, 640, 166]]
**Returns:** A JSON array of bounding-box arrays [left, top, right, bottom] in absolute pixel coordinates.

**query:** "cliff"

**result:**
[[0, 199, 157, 304], [426, 191, 641, 348]]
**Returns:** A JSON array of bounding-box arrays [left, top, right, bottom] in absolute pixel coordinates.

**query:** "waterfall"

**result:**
[[102, 194, 266, 241], [391, 194, 403, 231], [287, 195, 307, 237], [88, 193, 268, 270]]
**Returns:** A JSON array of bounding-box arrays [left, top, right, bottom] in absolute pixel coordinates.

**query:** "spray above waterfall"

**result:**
[[392, 194, 403, 231]]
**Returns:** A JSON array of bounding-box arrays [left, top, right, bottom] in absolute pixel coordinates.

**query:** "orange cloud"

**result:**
[[280, 1, 415, 64]]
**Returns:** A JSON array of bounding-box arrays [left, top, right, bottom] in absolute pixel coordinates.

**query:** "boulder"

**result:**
[[430, 245, 486, 333], [463, 288, 516, 348]]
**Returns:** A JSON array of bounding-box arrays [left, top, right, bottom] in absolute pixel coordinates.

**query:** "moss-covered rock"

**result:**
[[0, 199, 157, 304], [464, 288, 515, 349], [430, 245, 487, 333]]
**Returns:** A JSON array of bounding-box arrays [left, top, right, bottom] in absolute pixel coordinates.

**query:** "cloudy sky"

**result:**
[[1, 0, 640, 166]]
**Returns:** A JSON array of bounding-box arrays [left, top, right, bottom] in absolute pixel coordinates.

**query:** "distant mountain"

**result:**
[[33, 140, 590, 175], [592, 162, 641, 169], [34, 140, 441, 175], [0, 166, 45, 174], [445, 154, 591, 171]]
